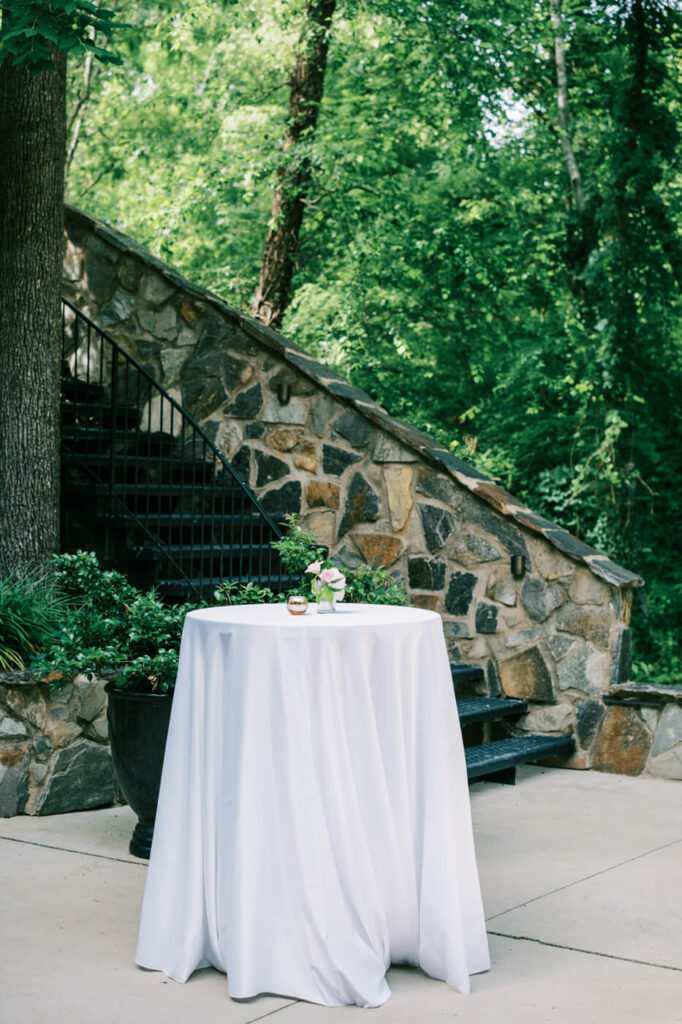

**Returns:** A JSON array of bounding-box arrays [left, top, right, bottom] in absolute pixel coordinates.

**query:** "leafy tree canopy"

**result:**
[[0, 0, 120, 71], [64, 0, 682, 680]]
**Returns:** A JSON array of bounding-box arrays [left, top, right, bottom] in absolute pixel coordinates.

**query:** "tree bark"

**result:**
[[550, 0, 585, 214], [65, 0, 117, 177], [0, 54, 67, 574], [252, 0, 336, 330]]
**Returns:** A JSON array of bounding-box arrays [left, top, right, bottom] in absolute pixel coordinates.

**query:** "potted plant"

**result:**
[[34, 529, 407, 859], [34, 553, 195, 858]]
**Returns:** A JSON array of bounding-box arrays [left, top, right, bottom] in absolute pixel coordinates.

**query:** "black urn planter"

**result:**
[[105, 683, 173, 859]]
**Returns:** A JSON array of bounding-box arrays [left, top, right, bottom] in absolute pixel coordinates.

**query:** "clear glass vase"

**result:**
[[317, 597, 336, 614]]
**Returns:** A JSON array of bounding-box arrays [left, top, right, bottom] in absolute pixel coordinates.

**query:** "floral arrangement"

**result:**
[[305, 560, 346, 605]]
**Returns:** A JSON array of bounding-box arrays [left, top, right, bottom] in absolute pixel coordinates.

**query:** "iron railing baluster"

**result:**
[[60, 298, 284, 600]]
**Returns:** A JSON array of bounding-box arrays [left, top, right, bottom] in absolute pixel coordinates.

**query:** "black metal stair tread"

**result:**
[[62, 426, 179, 443], [61, 379, 104, 402], [457, 696, 528, 725], [61, 399, 136, 413], [101, 511, 261, 526], [465, 735, 575, 779], [127, 543, 265, 557], [155, 575, 299, 593], [63, 452, 215, 470], [66, 481, 243, 496], [450, 664, 485, 684]]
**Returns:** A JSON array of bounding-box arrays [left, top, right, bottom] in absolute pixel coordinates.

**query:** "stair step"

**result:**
[[62, 426, 179, 453], [127, 544, 265, 564], [155, 574, 298, 600], [457, 696, 527, 726], [63, 452, 218, 486], [68, 481, 243, 498], [102, 511, 261, 527], [450, 664, 485, 685], [61, 378, 103, 403], [465, 734, 575, 781], [62, 400, 138, 429]]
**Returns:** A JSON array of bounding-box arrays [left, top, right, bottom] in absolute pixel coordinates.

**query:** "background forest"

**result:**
[[65, 0, 682, 683]]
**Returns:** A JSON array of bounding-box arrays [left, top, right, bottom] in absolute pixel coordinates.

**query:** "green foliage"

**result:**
[[0, 565, 66, 671], [32, 551, 200, 693], [214, 580, 279, 605], [66, 0, 682, 680], [0, 0, 121, 71], [217, 514, 407, 607], [270, 513, 327, 573], [343, 564, 407, 606]]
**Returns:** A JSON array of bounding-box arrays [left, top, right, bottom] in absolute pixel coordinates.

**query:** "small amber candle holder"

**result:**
[[286, 594, 309, 616]]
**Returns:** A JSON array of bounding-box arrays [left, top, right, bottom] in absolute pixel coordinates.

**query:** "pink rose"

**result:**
[[305, 560, 322, 575], [320, 567, 344, 585]]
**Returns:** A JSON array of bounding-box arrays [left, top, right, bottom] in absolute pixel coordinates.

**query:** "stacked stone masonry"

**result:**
[[0, 672, 116, 817], [6, 203, 668, 807]]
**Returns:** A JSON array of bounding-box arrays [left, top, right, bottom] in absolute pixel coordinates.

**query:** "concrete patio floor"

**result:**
[[2, 765, 681, 1024]]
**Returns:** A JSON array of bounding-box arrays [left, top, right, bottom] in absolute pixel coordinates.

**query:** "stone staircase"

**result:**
[[61, 300, 575, 782], [452, 665, 575, 782], [61, 376, 291, 600], [60, 301, 290, 602]]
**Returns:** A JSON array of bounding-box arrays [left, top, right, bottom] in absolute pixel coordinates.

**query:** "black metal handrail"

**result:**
[[61, 298, 287, 599]]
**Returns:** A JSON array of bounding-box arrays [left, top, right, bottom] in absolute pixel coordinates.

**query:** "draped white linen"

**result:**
[[136, 603, 490, 1007]]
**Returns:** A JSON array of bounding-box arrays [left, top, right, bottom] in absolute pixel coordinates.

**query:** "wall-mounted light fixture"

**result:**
[[510, 554, 526, 579], [277, 382, 292, 405]]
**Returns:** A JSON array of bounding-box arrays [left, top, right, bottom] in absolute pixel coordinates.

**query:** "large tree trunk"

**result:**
[[0, 55, 67, 575], [252, 0, 336, 330]]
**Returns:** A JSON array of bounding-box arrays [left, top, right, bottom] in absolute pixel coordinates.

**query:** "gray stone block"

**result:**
[[333, 410, 373, 448], [311, 395, 338, 438], [0, 755, 28, 817], [521, 576, 564, 623], [35, 741, 114, 815], [610, 626, 632, 686], [461, 492, 529, 559], [445, 572, 477, 615], [338, 473, 380, 536], [416, 473, 460, 506], [443, 620, 474, 641], [260, 481, 302, 523], [556, 644, 606, 697], [226, 384, 263, 419], [475, 602, 498, 634], [322, 445, 361, 476], [576, 700, 606, 748], [419, 504, 455, 553], [373, 435, 417, 462], [98, 288, 135, 327], [408, 557, 446, 591], [650, 704, 682, 759], [255, 450, 290, 487]]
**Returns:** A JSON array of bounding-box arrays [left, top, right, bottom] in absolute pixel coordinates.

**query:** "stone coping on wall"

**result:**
[[605, 682, 682, 705], [64, 203, 643, 592]]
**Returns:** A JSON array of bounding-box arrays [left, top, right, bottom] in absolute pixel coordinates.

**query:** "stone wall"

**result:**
[[0, 671, 115, 816], [592, 684, 682, 779], [58, 205, 660, 781]]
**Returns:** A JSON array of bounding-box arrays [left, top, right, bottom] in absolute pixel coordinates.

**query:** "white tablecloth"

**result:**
[[136, 603, 490, 1007]]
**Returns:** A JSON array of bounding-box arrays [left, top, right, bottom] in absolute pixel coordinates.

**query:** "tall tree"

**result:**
[[0, 1, 119, 575], [252, 0, 336, 329]]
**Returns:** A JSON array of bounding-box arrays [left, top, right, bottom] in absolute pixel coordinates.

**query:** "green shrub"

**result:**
[[0, 565, 66, 671], [31, 551, 202, 693], [267, 513, 407, 605], [270, 513, 326, 575], [343, 564, 407, 606]]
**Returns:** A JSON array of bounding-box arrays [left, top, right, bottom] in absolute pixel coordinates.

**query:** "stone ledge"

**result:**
[[606, 682, 682, 705], [64, 203, 643, 593]]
